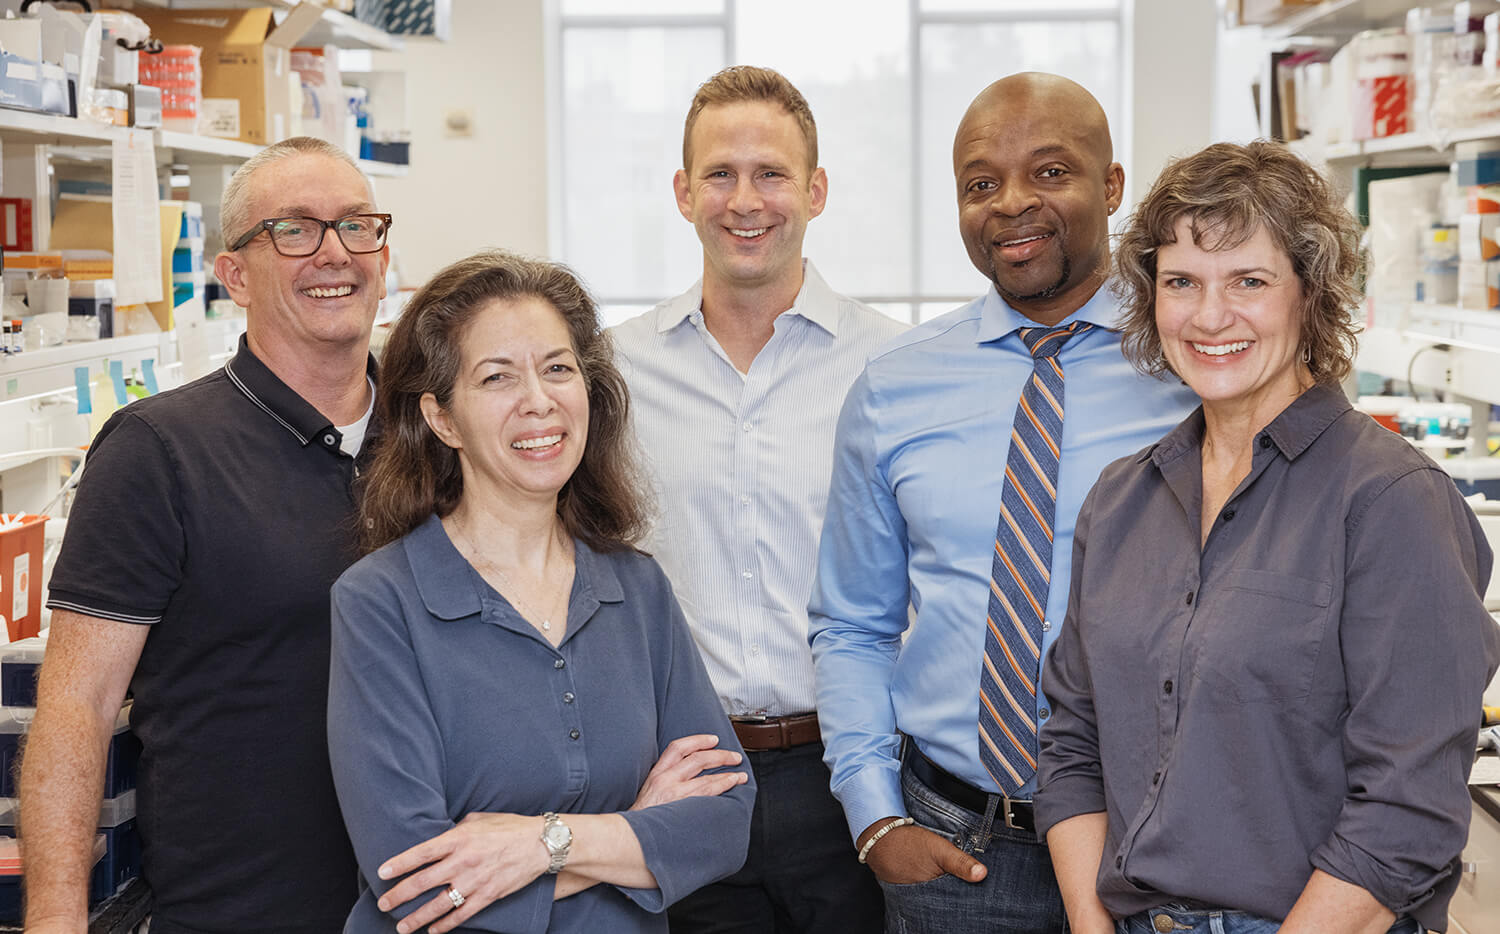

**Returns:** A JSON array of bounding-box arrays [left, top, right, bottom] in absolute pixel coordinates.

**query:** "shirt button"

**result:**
[[1222, 508, 1236, 522], [554, 659, 566, 669], [1163, 680, 1173, 695], [1041, 619, 1052, 633], [323, 433, 337, 446], [1152, 771, 1161, 785], [739, 494, 750, 506], [741, 570, 753, 580], [1260, 435, 1273, 449], [1185, 592, 1194, 606], [562, 692, 574, 704], [749, 644, 760, 656], [1038, 707, 1050, 720], [741, 421, 753, 432], [568, 729, 580, 740]]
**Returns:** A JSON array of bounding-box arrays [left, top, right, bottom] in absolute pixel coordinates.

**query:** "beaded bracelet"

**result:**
[[857, 817, 915, 864]]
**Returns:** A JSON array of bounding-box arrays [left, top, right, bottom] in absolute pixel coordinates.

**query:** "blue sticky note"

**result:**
[[74, 366, 92, 415], [109, 359, 128, 406], [141, 359, 159, 395]]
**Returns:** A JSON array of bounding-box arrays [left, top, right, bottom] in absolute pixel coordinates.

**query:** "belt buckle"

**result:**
[[730, 713, 769, 723], [1002, 792, 1020, 831]]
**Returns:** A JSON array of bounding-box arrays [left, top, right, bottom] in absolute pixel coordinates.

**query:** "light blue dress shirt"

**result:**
[[612, 261, 907, 717], [808, 284, 1200, 842]]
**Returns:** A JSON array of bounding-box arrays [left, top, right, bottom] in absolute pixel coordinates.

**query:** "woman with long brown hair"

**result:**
[[326, 250, 753, 934]]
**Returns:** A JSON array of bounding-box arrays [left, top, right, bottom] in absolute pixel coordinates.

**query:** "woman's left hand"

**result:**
[[376, 812, 548, 934]]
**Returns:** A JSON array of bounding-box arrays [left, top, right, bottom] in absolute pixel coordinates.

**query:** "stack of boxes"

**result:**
[[0, 638, 142, 919], [1458, 143, 1500, 310], [174, 203, 206, 311]]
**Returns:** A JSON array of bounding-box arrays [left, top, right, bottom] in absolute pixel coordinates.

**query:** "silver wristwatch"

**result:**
[[540, 812, 573, 874]]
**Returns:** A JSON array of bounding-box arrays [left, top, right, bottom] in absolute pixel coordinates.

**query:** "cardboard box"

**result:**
[[0, 515, 45, 642], [133, 6, 321, 145]]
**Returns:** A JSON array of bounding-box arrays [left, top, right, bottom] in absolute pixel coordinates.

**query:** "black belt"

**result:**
[[902, 742, 1036, 834]]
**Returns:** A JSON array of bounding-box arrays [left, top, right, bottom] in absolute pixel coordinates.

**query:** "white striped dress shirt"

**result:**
[[611, 261, 908, 717]]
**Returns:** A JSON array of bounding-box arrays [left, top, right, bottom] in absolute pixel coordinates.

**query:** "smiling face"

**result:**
[[953, 77, 1123, 325], [674, 100, 827, 295], [1155, 217, 1311, 422], [420, 296, 590, 510], [215, 153, 389, 359]]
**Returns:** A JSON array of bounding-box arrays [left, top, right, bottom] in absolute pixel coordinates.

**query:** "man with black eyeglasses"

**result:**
[[20, 137, 391, 934]]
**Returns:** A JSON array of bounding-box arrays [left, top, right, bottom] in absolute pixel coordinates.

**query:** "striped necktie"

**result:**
[[979, 320, 1093, 795]]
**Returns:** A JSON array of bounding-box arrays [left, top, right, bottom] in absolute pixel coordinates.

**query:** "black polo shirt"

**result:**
[[48, 335, 375, 934]]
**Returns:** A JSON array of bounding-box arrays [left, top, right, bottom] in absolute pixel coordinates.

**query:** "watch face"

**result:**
[[544, 822, 571, 848]]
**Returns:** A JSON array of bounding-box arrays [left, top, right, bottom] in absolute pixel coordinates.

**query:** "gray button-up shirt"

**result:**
[[1035, 383, 1499, 931]]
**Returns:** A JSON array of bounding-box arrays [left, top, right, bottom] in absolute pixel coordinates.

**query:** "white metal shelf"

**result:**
[[1262, 0, 1415, 38], [0, 334, 172, 403], [1296, 122, 1500, 169]]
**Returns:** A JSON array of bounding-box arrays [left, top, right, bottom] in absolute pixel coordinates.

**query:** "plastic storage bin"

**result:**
[[0, 637, 45, 707], [0, 705, 137, 798]]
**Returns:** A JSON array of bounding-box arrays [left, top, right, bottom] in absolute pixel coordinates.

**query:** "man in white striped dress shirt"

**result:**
[[610, 65, 907, 933]]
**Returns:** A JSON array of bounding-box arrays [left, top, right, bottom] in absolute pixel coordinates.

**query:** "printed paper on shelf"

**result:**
[[110, 129, 163, 306], [10, 553, 24, 624]]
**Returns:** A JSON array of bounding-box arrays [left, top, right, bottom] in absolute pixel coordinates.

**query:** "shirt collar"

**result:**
[[653, 259, 839, 337], [975, 280, 1124, 345], [1145, 381, 1352, 467], [405, 513, 625, 622], [222, 334, 378, 448]]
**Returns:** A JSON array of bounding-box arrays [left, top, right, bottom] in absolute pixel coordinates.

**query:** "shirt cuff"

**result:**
[[1032, 772, 1107, 839], [835, 758, 907, 845], [1310, 832, 1444, 919]]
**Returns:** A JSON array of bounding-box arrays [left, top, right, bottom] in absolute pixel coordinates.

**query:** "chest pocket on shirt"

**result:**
[[1196, 568, 1334, 704]]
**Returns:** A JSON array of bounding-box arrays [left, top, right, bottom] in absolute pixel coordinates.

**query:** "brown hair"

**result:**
[[360, 250, 647, 554], [682, 65, 818, 171], [1113, 140, 1362, 384]]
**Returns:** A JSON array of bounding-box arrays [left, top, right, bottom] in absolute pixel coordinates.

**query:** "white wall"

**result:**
[[373, 0, 550, 287], [1125, 0, 1221, 208]]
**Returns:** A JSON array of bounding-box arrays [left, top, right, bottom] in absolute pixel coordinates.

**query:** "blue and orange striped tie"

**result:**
[[979, 321, 1093, 795]]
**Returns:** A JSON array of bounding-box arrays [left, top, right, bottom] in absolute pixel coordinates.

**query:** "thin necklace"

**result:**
[[453, 521, 572, 632]]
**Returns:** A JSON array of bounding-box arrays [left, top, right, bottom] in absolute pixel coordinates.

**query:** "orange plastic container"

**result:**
[[0, 515, 47, 642]]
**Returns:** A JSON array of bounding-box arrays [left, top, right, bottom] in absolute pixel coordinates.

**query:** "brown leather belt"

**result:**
[[730, 713, 821, 751]]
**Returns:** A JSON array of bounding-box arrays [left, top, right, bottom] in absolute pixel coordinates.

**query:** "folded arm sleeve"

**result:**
[[807, 369, 913, 842], [1310, 467, 1500, 918], [617, 565, 755, 912], [327, 568, 554, 934], [1034, 485, 1107, 836], [47, 412, 185, 624]]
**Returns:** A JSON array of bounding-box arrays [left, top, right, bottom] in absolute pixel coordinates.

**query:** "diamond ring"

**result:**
[[447, 886, 466, 909]]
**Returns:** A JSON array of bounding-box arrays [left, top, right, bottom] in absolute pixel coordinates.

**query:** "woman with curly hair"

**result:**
[[1034, 141, 1498, 934]]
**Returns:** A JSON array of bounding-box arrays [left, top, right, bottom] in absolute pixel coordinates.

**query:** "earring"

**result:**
[[1300, 345, 1311, 364]]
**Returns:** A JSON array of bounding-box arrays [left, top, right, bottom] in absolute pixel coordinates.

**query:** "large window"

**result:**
[[550, 0, 1125, 325]]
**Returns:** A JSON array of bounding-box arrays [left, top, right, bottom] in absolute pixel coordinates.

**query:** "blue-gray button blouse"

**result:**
[[328, 513, 755, 933], [1035, 383, 1500, 931]]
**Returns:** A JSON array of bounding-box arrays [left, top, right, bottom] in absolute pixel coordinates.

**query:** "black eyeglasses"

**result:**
[[230, 213, 393, 256]]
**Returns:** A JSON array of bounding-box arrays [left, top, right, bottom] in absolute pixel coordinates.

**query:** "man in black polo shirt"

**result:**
[[19, 136, 391, 934]]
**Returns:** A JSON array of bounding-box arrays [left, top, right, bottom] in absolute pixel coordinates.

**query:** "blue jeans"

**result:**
[[1116, 904, 1423, 934], [878, 764, 1064, 934], [668, 741, 882, 934]]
